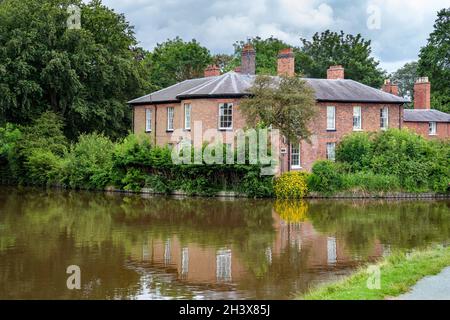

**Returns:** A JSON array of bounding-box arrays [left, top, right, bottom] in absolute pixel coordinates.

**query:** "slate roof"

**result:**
[[404, 109, 450, 122], [128, 71, 409, 105]]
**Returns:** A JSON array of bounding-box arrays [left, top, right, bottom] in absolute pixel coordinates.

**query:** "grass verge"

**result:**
[[298, 245, 450, 300]]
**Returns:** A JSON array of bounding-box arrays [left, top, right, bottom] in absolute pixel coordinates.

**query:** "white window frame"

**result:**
[[380, 106, 389, 130], [353, 106, 362, 131], [145, 109, 152, 132], [184, 104, 191, 130], [218, 103, 233, 130], [429, 122, 437, 135], [326, 142, 336, 161], [326, 106, 336, 130], [167, 107, 174, 131], [291, 144, 301, 169]]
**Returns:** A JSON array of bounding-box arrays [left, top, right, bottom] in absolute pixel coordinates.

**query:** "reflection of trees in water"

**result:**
[[306, 200, 450, 253]]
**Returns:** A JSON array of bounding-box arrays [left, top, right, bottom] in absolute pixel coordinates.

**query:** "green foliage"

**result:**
[[334, 129, 450, 193], [274, 171, 309, 199], [342, 172, 401, 192], [145, 37, 212, 89], [308, 160, 343, 194], [418, 8, 450, 113], [390, 61, 419, 104], [232, 37, 291, 75], [297, 30, 386, 88], [240, 171, 274, 198], [25, 149, 63, 186], [336, 132, 373, 172], [64, 133, 114, 189], [240, 75, 317, 142], [0, 0, 151, 139]]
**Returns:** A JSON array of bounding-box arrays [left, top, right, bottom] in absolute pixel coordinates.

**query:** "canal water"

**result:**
[[0, 186, 449, 299]]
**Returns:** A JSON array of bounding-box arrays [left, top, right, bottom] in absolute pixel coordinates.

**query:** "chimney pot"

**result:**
[[381, 79, 399, 96], [277, 47, 295, 77], [414, 77, 431, 109], [204, 65, 221, 77], [327, 65, 345, 80], [241, 44, 256, 75]]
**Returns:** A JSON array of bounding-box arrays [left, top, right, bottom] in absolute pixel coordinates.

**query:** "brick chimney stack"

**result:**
[[277, 48, 295, 77], [327, 65, 345, 80], [204, 65, 221, 77], [382, 79, 399, 96], [414, 77, 431, 109], [241, 44, 256, 75]]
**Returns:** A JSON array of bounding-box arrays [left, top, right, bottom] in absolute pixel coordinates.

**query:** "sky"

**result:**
[[101, 0, 449, 73]]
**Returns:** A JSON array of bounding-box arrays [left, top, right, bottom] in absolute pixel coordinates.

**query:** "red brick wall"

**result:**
[[134, 100, 403, 172], [403, 121, 450, 140]]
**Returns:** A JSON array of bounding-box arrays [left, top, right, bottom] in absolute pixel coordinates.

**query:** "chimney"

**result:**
[[327, 65, 345, 80], [382, 79, 399, 96], [414, 77, 431, 109], [204, 65, 221, 77], [241, 44, 256, 75], [277, 48, 295, 77]]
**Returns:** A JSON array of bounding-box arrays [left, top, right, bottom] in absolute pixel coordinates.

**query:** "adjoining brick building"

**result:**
[[129, 45, 409, 172], [401, 77, 450, 139]]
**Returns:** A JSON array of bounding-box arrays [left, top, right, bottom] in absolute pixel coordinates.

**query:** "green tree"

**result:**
[[239, 75, 317, 142], [297, 30, 386, 87], [418, 8, 450, 113], [390, 61, 419, 105], [232, 37, 291, 75], [145, 37, 212, 89], [0, 0, 151, 139], [212, 54, 235, 73]]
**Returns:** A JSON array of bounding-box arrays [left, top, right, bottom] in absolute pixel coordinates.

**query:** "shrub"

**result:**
[[336, 132, 373, 171], [274, 171, 309, 199], [145, 175, 172, 194], [241, 170, 274, 198], [308, 160, 343, 194], [25, 149, 63, 186], [342, 172, 401, 192], [64, 133, 114, 189], [122, 168, 147, 192]]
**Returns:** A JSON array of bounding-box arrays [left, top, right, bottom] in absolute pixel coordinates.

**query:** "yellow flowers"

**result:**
[[274, 171, 309, 199]]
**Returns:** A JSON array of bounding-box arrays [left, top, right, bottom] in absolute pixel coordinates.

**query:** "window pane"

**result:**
[[219, 103, 233, 129], [145, 109, 152, 132], [353, 107, 361, 130], [184, 104, 191, 129], [216, 249, 232, 282], [291, 144, 301, 167], [326, 142, 336, 161], [327, 106, 335, 130], [167, 107, 174, 130]]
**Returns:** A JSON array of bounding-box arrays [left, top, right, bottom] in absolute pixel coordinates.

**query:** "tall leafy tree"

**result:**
[[232, 37, 291, 75], [240, 75, 317, 142], [418, 8, 450, 113], [391, 61, 419, 105], [0, 0, 151, 139], [145, 37, 212, 89], [297, 30, 386, 88]]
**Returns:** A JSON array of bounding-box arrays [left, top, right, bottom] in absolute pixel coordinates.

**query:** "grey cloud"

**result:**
[[102, 0, 448, 72]]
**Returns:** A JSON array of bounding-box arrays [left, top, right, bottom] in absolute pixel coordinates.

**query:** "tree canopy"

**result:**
[[391, 61, 419, 106], [0, 0, 151, 139], [418, 8, 450, 113], [231, 37, 291, 75], [144, 37, 212, 89], [239, 75, 317, 142], [296, 30, 386, 88]]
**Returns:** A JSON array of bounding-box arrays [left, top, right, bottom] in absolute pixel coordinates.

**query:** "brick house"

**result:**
[[129, 45, 409, 172], [401, 77, 450, 139]]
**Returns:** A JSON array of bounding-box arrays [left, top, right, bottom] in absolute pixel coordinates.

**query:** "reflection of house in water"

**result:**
[[128, 210, 383, 290]]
